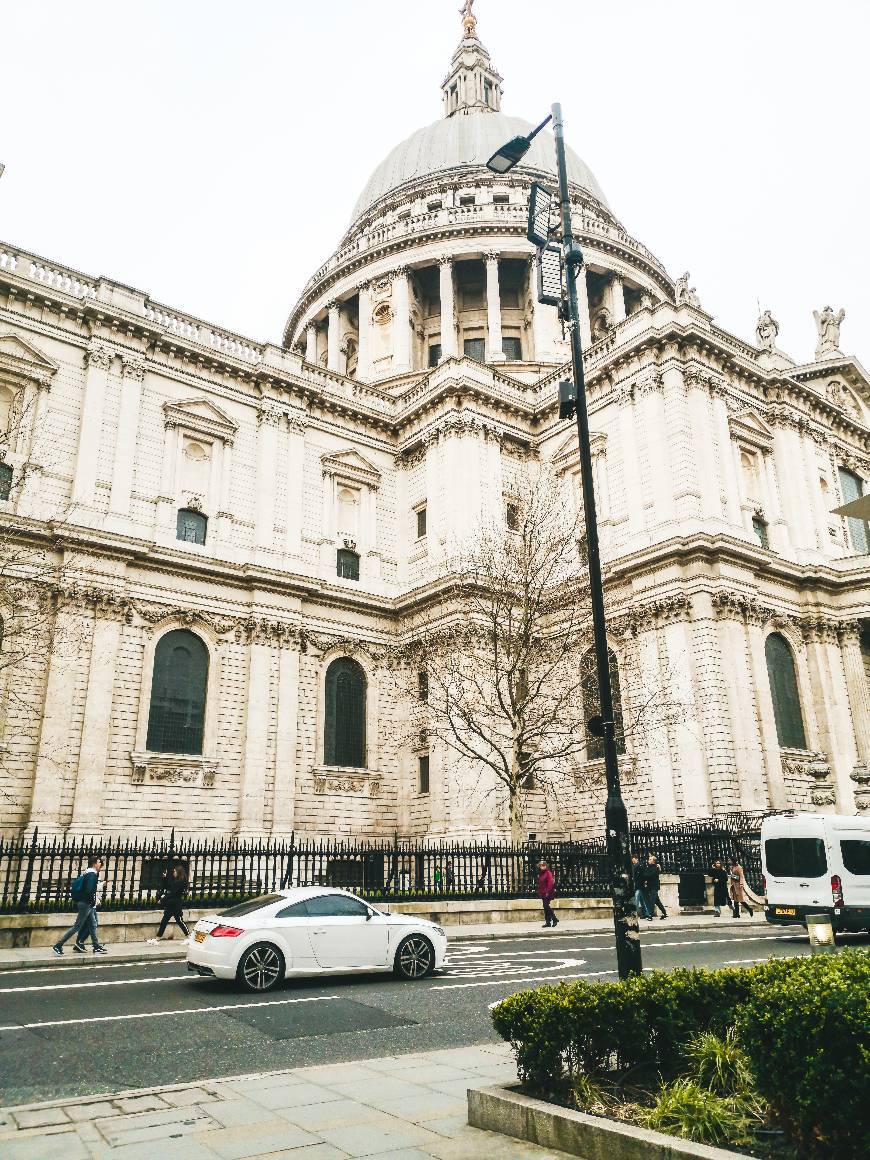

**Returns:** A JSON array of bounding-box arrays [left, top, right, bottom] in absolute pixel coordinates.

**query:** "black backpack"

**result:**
[[70, 872, 89, 903]]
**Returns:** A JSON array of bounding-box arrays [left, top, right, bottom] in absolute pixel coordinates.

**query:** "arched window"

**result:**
[[177, 508, 207, 545], [146, 630, 209, 755], [581, 647, 625, 760], [765, 633, 807, 749], [324, 657, 366, 768], [0, 463, 12, 502]]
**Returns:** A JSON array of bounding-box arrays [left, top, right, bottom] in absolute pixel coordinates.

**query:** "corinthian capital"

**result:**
[[85, 342, 114, 370]]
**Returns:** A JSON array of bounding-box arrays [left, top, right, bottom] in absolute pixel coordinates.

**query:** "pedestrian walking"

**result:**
[[445, 863, 455, 890], [433, 866, 443, 893], [537, 859, 558, 927], [148, 862, 190, 942], [52, 856, 107, 955], [631, 854, 652, 918], [708, 858, 729, 917], [645, 854, 667, 919], [728, 857, 754, 918]]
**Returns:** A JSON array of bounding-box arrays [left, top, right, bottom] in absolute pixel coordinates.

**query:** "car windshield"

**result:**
[[219, 894, 285, 917]]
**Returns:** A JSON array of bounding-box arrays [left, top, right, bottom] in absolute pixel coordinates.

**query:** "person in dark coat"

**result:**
[[537, 860, 558, 928], [644, 854, 667, 919], [152, 863, 190, 940], [709, 859, 729, 917], [631, 854, 652, 918]]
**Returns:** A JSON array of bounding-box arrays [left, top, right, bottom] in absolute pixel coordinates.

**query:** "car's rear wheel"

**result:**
[[394, 934, 434, 980], [237, 942, 285, 992]]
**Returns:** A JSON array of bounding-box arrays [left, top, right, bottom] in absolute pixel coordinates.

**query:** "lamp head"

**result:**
[[485, 134, 531, 174]]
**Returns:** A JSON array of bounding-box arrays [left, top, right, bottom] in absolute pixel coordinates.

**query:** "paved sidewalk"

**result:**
[[0, 911, 775, 971], [0, 1041, 573, 1159]]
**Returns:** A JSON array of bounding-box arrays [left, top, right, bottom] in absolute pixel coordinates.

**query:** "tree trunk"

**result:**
[[509, 782, 524, 844]]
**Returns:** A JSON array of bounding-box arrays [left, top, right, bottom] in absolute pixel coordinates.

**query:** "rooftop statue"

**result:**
[[756, 309, 779, 352], [813, 305, 845, 359], [460, 0, 477, 35], [675, 272, 700, 308]]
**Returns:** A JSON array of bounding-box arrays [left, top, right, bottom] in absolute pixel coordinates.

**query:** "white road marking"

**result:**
[[0, 975, 190, 994], [0, 993, 339, 1032], [445, 958, 587, 980], [0, 959, 185, 976], [434, 967, 613, 992]]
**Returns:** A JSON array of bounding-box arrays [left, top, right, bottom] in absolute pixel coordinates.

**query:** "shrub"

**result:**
[[685, 1028, 755, 1098], [643, 1078, 759, 1147], [736, 949, 870, 1158]]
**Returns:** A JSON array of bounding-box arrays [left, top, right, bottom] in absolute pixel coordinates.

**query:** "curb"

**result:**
[[0, 917, 776, 972]]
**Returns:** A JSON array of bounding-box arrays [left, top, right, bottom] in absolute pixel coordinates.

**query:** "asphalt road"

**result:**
[[1, 923, 856, 1107]]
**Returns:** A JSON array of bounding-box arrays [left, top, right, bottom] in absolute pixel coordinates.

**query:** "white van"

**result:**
[[761, 812, 870, 932]]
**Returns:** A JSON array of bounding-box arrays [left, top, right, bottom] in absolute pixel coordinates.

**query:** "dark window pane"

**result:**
[[503, 336, 522, 361], [418, 671, 428, 702], [581, 647, 625, 760], [176, 508, 207, 545], [275, 900, 310, 918], [336, 549, 360, 580], [418, 754, 430, 794], [305, 893, 369, 917], [765, 633, 807, 748], [0, 463, 12, 501], [764, 838, 827, 878], [219, 894, 284, 917], [428, 343, 441, 368], [838, 467, 868, 554], [463, 338, 485, 362], [506, 503, 519, 531], [146, 629, 208, 755], [324, 657, 366, 768], [751, 517, 769, 549], [841, 840, 870, 876], [416, 506, 427, 538]]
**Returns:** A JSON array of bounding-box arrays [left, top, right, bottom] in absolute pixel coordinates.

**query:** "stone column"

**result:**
[[637, 372, 674, 527], [424, 433, 441, 560], [271, 639, 300, 835], [661, 617, 711, 816], [484, 251, 504, 361], [711, 387, 743, 531], [216, 440, 234, 545], [686, 375, 719, 522], [774, 424, 814, 550], [575, 267, 592, 347], [392, 270, 412, 372], [254, 404, 281, 554], [27, 602, 87, 834], [68, 609, 124, 834], [528, 257, 554, 362], [617, 386, 645, 539], [634, 625, 677, 816], [438, 258, 458, 359], [17, 379, 52, 518], [305, 325, 317, 364], [107, 355, 145, 523], [716, 610, 768, 810], [608, 274, 626, 324], [356, 284, 372, 380], [326, 302, 341, 372], [284, 416, 306, 559], [802, 434, 830, 552], [72, 342, 114, 510], [237, 635, 271, 836], [762, 450, 789, 550], [839, 624, 870, 810]]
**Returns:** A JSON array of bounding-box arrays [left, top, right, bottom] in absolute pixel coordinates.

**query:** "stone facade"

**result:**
[[0, 10, 867, 839]]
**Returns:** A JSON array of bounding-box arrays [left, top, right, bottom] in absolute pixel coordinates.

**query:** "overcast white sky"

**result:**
[[2, 1, 867, 363]]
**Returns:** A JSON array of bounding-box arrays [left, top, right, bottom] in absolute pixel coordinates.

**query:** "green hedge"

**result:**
[[491, 950, 869, 1157]]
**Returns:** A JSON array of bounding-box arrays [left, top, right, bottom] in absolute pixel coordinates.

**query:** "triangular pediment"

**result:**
[[552, 428, 606, 471], [163, 396, 238, 441], [0, 331, 59, 380], [729, 408, 774, 450], [321, 447, 382, 487]]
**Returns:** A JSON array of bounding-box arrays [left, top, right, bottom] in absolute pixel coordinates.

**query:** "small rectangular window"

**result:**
[[427, 199, 443, 212], [0, 463, 12, 501], [336, 548, 360, 580], [459, 195, 475, 207], [751, 516, 769, 549], [418, 671, 428, 702], [506, 502, 520, 531], [418, 754, 430, 795], [416, 505, 427, 539], [428, 343, 442, 368], [502, 336, 522, 361], [176, 508, 207, 545], [463, 337, 485, 362], [493, 193, 509, 205], [841, 839, 870, 876]]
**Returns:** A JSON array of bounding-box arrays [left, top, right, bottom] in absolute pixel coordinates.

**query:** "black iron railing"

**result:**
[[0, 814, 769, 914]]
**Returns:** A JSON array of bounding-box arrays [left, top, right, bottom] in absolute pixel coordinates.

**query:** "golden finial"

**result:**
[[459, 0, 477, 36]]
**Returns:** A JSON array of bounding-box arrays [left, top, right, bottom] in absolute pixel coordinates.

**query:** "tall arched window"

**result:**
[[324, 657, 366, 768], [765, 633, 806, 749], [146, 630, 209, 755], [581, 647, 625, 761]]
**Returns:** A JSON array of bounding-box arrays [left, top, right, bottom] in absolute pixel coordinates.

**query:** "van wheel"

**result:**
[[237, 942, 285, 992]]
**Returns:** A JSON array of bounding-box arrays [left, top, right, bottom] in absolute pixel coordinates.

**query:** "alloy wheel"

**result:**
[[398, 935, 433, 979], [241, 944, 283, 991]]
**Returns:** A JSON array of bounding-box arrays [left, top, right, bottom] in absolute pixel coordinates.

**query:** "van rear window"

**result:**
[[841, 840, 870, 876], [765, 837, 827, 878]]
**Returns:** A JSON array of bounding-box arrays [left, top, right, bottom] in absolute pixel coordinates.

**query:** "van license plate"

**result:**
[[194, 930, 206, 943], [774, 907, 796, 916]]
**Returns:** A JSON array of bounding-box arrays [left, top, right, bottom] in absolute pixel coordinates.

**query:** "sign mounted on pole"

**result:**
[[527, 181, 555, 247]]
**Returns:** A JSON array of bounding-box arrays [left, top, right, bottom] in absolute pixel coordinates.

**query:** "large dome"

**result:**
[[350, 109, 609, 223]]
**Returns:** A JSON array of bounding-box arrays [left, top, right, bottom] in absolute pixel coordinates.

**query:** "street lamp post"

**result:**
[[488, 103, 642, 980]]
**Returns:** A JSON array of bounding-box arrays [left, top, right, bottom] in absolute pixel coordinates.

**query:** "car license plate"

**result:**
[[194, 930, 206, 943], [774, 907, 796, 916]]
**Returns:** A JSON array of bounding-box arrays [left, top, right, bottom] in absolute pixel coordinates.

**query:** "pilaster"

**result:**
[[72, 342, 114, 515], [438, 259, 458, 359], [484, 252, 504, 361], [391, 270, 411, 372], [271, 640, 300, 835], [237, 636, 272, 836], [107, 354, 145, 526]]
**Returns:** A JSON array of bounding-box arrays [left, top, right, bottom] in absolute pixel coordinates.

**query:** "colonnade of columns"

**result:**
[[303, 259, 631, 376]]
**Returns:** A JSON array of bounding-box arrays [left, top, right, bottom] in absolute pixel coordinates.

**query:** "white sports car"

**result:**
[[186, 887, 448, 992]]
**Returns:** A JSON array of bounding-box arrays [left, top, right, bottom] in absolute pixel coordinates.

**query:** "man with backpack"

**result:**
[[52, 856, 107, 955]]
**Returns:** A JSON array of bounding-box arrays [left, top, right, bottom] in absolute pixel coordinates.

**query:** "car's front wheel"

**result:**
[[394, 934, 434, 980], [237, 942, 285, 992]]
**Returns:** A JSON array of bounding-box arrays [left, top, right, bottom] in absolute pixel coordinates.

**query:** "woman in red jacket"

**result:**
[[537, 860, 558, 928]]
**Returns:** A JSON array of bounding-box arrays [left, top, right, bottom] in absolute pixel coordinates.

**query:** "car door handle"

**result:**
[[312, 929, 327, 934]]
